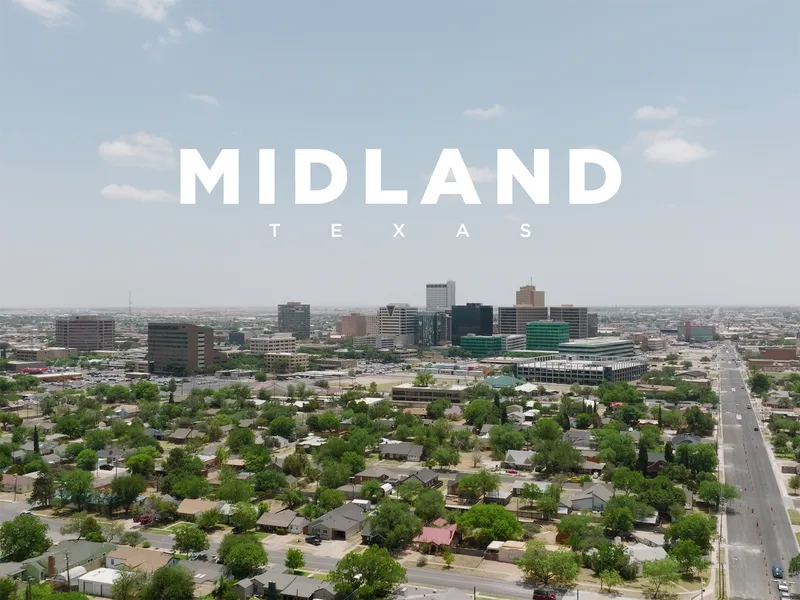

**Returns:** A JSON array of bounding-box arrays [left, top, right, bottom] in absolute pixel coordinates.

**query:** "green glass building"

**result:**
[[459, 334, 503, 358], [526, 321, 570, 351]]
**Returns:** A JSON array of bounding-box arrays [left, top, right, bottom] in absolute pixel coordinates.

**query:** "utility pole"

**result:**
[[65, 551, 71, 589]]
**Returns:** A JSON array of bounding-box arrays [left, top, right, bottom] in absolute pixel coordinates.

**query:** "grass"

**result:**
[[789, 510, 800, 525], [311, 573, 328, 581]]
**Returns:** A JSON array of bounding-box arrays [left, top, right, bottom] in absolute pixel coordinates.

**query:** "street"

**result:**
[[719, 343, 797, 600]]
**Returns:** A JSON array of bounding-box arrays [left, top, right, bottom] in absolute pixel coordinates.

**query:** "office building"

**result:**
[[517, 359, 648, 385], [425, 280, 456, 312], [365, 314, 379, 334], [13, 347, 75, 362], [502, 334, 526, 352], [498, 306, 549, 335], [451, 303, 493, 345], [416, 311, 452, 347], [526, 321, 570, 351], [588, 313, 599, 337], [391, 382, 468, 405], [278, 303, 311, 340], [515, 285, 546, 307], [339, 313, 367, 337], [459, 335, 504, 358], [378, 304, 418, 347], [55, 315, 116, 351], [228, 331, 250, 346], [558, 337, 635, 359], [548, 305, 589, 340], [249, 333, 297, 354], [645, 337, 668, 352], [147, 323, 217, 375], [677, 321, 716, 343], [264, 352, 310, 373]]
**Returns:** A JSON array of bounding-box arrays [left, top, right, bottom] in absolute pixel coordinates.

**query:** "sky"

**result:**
[[1, 0, 799, 309]]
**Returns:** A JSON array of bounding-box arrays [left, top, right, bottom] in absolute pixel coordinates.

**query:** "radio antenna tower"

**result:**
[[129, 290, 132, 317]]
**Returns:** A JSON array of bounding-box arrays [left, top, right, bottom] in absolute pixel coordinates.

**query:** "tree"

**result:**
[[111, 475, 149, 512], [789, 554, 800, 577], [367, 499, 422, 551], [697, 481, 738, 510], [320, 461, 351, 489], [442, 548, 454, 568], [0, 578, 17, 600], [457, 504, 523, 546], [317, 488, 345, 513], [196, 509, 221, 531], [790, 475, 800, 495], [230, 502, 258, 533], [278, 489, 306, 510], [254, 371, 267, 382], [431, 445, 460, 468], [126, 453, 156, 478], [586, 541, 630, 576], [413, 371, 435, 387], [612, 467, 645, 494], [670, 539, 708, 575], [285, 548, 305, 573], [599, 569, 623, 593], [111, 569, 147, 600], [33, 425, 40, 454], [360, 479, 383, 503], [642, 558, 680, 598], [665, 513, 716, 553], [119, 531, 146, 547], [29, 471, 55, 507], [533, 440, 583, 474], [328, 547, 407, 600], [536, 495, 560, 520], [102, 522, 126, 544], [414, 489, 446, 523], [675, 443, 717, 474], [216, 479, 253, 504], [489, 424, 526, 458], [60, 469, 94, 510], [269, 416, 297, 440], [516, 540, 580, 587], [223, 538, 268, 579], [637, 441, 649, 476], [602, 506, 635, 537], [397, 479, 424, 503], [0, 514, 52, 561], [142, 565, 195, 600], [173, 525, 209, 555], [556, 514, 593, 550], [750, 371, 771, 395], [76, 448, 98, 470], [664, 441, 674, 463], [682, 406, 714, 436]]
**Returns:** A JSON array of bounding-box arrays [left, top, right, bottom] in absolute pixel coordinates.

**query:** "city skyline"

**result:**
[[1, 1, 798, 307]]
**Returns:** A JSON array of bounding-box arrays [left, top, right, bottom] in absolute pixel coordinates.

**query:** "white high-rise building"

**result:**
[[378, 303, 418, 347], [425, 280, 456, 312]]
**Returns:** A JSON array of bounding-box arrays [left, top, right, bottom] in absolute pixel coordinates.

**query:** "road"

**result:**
[[719, 342, 797, 600]]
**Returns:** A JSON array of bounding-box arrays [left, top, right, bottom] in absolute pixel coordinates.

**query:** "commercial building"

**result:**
[[249, 333, 297, 354], [548, 305, 589, 340], [365, 315, 379, 334], [517, 359, 648, 385], [264, 352, 310, 373], [416, 311, 452, 347], [498, 306, 549, 335], [526, 321, 570, 351], [378, 303, 418, 347], [339, 313, 367, 337], [147, 323, 217, 375], [502, 334, 526, 352], [278, 302, 311, 340], [677, 321, 716, 343], [228, 331, 250, 346], [459, 335, 503, 358], [354, 334, 398, 349], [515, 285, 546, 307], [760, 347, 798, 360], [425, 280, 456, 312], [55, 316, 115, 351], [558, 337, 636, 359], [645, 337, 668, 352], [13, 347, 74, 362], [391, 383, 468, 404], [451, 303, 493, 345], [588, 313, 599, 337], [315, 357, 358, 369]]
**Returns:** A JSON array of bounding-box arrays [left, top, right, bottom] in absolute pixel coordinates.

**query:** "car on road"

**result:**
[[773, 565, 784, 578], [20, 510, 33, 515], [305, 535, 322, 545], [746, 405, 751, 409], [754, 426, 759, 431], [506, 469, 519, 475], [533, 590, 556, 600], [778, 582, 789, 592]]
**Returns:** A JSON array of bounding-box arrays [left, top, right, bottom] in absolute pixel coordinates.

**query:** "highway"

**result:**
[[719, 342, 797, 600]]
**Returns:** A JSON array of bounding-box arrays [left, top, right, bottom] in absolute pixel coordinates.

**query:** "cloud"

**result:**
[[467, 167, 497, 183], [98, 132, 176, 170], [105, 0, 177, 21], [463, 104, 504, 119], [636, 130, 712, 164], [188, 94, 219, 106], [11, 0, 73, 25], [634, 105, 679, 120], [101, 184, 177, 203], [185, 17, 208, 33]]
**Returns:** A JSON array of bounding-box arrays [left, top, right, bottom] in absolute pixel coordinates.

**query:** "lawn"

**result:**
[[789, 509, 800, 526]]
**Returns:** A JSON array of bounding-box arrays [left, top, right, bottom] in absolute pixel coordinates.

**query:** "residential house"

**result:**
[[256, 509, 309, 535], [113, 404, 140, 419], [578, 461, 606, 476], [646, 452, 668, 474], [105, 546, 177, 572], [77, 568, 120, 597], [512, 480, 549, 497], [484, 490, 512, 506], [353, 467, 395, 485], [1, 473, 36, 494], [168, 428, 206, 444], [403, 468, 441, 488], [308, 503, 367, 541], [563, 430, 594, 450], [176, 499, 223, 521], [234, 568, 336, 600], [412, 522, 458, 553], [502, 450, 535, 470], [486, 540, 526, 564], [21, 541, 117, 582], [627, 543, 668, 576], [377, 442, 423, 462], [567, 483, 613, 512], [446, 473, 470, 496]]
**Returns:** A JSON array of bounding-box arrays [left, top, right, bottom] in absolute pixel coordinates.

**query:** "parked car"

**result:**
[[533, 590, 556, 600], [134, 513, 154, 525], [773, 565, 784, 578], [20, 510, 33, 516], [506, 469, 519, 475], [778, 582, 789, 592], [305, 535, 322, 546]]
